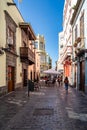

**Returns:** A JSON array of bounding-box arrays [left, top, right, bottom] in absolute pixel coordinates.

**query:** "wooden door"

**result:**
[[8, 66, 14, 92], [23, 69, 27, 87], [30, 71, 32, 80]]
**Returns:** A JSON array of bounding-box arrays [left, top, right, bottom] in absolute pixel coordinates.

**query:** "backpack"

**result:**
[[64, 79, 68, 84]]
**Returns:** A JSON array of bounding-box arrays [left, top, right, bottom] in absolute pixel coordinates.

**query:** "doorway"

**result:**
[[80, 61, 85, 91], [30, 71, 32, 80], [23, 69, 27, 87], [74, 64, 77, 88], [8, 66, 14, 92]]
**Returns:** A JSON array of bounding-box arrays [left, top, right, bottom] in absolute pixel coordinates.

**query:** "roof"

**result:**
[[19, 22, 36, 40]]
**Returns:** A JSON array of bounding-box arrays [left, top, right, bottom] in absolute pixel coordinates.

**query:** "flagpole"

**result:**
[[17, 0, 22, 9], [18, 0, 19, 9]]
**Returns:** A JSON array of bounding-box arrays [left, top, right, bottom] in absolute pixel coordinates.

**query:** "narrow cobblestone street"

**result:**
[[0, 84, 87, 130]]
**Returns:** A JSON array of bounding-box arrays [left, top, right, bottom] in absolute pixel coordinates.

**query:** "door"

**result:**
[[30, 71, 32, 80], [80, 61, 85, 91], [8, 66, 14, 92], [23, 69, 27, 87], [74, 65, 77, 88]]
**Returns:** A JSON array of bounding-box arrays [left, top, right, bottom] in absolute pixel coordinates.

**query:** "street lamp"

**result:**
[[0, 44, 12, 55]]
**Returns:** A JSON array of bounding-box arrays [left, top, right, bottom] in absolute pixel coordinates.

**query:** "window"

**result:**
[[60, 44, 63, 48], [39, 42, 44, 50], [80, 12, 84, 37], [7, 27, 14, 50], [23, 41, 26, 47], [75, 25, 77, 40], [80, 12, 84, 46], [40, 55, 45, 63], [35, 42, 38, 49]]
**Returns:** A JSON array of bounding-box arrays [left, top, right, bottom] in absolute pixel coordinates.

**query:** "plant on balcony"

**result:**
[[73, 42, 77, 47]]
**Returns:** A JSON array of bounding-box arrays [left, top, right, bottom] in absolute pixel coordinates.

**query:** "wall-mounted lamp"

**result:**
[[0, 49, 4, 55], [0, 47, 9, 55], [33, 47, 36, 49], [0, 44, 12, 55], [30, 43, 33, 45], [76, 37, 81, 43], [2, 47, 10, 51], [7, 2, 16, 6]]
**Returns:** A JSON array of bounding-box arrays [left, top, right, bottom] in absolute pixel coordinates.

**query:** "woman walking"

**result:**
[[64, 77, 69, 93]]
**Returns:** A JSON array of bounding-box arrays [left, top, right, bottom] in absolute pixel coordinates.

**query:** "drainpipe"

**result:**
[[71, 25, 74, 87]]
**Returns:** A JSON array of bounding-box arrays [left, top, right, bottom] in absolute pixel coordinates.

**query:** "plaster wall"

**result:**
[[0, 0, 24, 87]]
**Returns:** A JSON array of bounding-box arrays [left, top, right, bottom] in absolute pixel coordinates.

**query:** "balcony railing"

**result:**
[[20, 47, 35, 65]]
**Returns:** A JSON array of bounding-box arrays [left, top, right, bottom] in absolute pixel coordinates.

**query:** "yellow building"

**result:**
[[35, 34, 52, 78], [0, 0, 36, 96]]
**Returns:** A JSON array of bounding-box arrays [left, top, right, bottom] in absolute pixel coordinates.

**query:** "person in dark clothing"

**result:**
[[57, 76, 60, 86], [60, 76, 63, 86], [52, 77, 56, 84], [64, 76, 69, 93]]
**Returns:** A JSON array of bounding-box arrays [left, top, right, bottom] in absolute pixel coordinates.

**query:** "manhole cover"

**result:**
[[33, 108, 54, 116]]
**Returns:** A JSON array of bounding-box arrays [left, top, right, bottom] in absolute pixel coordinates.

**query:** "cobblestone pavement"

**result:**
[[0, 84, 87, 130]]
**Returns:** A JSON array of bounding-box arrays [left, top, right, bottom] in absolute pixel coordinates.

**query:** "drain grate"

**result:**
[[33, 108, 54, 116]]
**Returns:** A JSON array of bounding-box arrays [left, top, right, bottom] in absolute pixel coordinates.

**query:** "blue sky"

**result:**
[[14, 0, 65, 67]]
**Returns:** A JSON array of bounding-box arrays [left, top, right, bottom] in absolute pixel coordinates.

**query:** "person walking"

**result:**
[[60, 76, 63, 86], [57, 76, 60, 87], [64, 76, 69, 93]]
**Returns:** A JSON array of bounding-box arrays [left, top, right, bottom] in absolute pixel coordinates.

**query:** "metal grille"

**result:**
[[33, 108, 54, 116]]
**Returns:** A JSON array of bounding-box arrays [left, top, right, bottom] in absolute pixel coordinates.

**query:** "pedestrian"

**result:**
[[57, 76, 60, 86], [52, 77, 56, 84], [64, 76, 69, 93], [60, 76, 63, 86]]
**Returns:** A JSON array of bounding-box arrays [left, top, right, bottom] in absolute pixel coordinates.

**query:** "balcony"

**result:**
[[75, 48, 87, 57], [73, 37, 81, 47], [19, 22, 36, 40], [20, 47, 35, 65], [74, 37, 86, 57]]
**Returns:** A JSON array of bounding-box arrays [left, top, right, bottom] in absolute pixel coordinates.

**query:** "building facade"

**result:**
[[57, 32, 64, 73], [46, 53, 52, 69], [0, 0, 36, 96], [62, 0, 77, 84], [70, 0, 87, 93], [58, 0, 78, 85], [19, 22, 36, 85], [35, 34, 52, 78], [58, 0, 87, 93]]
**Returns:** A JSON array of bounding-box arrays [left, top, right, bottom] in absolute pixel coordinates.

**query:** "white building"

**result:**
[[70, 0, 87, 93], [58, 0, 77, 84], [57, 32, 64, 72]]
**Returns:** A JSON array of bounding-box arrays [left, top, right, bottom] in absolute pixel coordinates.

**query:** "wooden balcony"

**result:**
[[20, 47, 35, 65]]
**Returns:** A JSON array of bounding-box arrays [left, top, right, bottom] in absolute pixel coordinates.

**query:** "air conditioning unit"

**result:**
[[7, 37, 13, 45]]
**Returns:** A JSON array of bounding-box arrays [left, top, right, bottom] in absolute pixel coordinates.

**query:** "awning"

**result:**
[[43, 68, 60, 75]]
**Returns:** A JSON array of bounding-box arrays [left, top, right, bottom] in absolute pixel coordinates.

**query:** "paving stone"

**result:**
[[0, 85, 87, 130]]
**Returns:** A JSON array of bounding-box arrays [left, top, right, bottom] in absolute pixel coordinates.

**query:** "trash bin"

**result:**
[[28, 80, 34, 91]]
